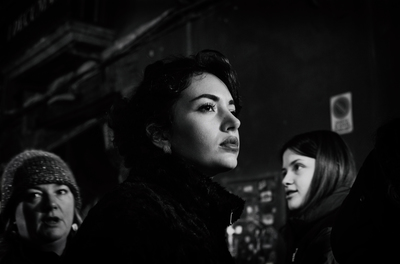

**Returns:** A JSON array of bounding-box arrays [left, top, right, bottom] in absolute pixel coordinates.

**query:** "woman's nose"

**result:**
[[282, 174, 293, 186], [223, 111, 241, 132], [42, 195, 58, 210]]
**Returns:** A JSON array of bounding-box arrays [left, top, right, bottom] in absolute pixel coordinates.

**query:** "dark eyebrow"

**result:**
[[290, 159, 301, 166], [189, 94, 235, 105], [189, 94, 219, 102], [281, 159, 301, 170]]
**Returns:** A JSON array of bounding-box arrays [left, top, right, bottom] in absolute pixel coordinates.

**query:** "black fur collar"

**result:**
[[125, 154, 244, 226]]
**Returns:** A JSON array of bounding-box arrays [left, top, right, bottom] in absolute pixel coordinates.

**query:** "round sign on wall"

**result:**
[[330, 92, 353, 134], [333, 96, 351, 119]]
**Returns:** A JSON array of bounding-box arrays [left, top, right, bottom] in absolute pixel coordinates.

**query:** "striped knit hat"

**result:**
[[1, 150, 81, 216]]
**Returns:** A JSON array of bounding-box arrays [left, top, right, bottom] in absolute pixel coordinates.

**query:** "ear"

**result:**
[[146, 123, 171, 151]]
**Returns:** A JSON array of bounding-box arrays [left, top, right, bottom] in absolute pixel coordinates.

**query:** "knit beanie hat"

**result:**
[[1, 150, 82, 216]]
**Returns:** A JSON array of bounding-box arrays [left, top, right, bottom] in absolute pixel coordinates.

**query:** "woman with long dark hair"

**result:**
[[280, 130, 356, 264]]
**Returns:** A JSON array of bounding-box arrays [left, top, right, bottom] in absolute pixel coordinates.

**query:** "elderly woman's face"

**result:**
[[169, 73, 241, 176], [15, 184, 75, 245]]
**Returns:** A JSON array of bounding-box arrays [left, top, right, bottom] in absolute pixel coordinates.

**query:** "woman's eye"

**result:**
[[24, 192, 41, 202], [56, 189, 69, 195], [198, 103, 216, 112], [293, 163, 304, 172]]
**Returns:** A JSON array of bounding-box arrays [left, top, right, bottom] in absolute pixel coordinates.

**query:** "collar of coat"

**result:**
[[288, 187, 350, 230], [125, 154, 245, 227]]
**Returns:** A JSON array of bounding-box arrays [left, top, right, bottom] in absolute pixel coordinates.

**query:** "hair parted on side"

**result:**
[[108, 49, 241, 169], [280, 130, 356, 215]]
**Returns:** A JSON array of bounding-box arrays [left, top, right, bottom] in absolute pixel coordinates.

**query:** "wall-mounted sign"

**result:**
[[330, 92, 353, 134]]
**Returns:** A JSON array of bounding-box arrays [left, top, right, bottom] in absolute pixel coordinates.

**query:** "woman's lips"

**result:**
[[43, 216, 61, 226], [220, 137, 239, 152], [285, 190, 297, 199]]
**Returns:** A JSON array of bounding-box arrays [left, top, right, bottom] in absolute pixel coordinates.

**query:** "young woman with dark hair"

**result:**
[[66, 49, 245, 263], [280, 130, 356, 264]]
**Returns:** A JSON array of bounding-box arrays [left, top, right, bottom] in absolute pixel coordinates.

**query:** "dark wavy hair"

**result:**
[[280, 130, 356, 216], [108, 49, 241, 170]]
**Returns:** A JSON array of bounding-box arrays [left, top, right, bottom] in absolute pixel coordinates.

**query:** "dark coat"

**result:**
[[66, 155, 244, 264], [331, 118, 400, 264], [331, 150, 400, 264], [281, 188, 349, 264], [0, 242, 66, 264]]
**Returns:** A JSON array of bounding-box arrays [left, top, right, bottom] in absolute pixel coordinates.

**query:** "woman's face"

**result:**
[[281, 149, 316, 211], [168, 73, 241, 176], [15, 183, 75, 245]]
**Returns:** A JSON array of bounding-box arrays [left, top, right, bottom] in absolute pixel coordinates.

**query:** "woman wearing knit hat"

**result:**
[[0, 149, 82, 264], [65, 50, 245, 263]]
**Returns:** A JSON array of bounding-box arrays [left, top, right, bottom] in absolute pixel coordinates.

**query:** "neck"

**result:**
[[41, 238, 67, 256]]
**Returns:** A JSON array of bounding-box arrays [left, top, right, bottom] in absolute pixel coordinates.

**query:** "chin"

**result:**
[[195, 156, 238, 176], [287, 202, 301, 211], [215, 159, 238, 174], [40, 231, 68, 242]]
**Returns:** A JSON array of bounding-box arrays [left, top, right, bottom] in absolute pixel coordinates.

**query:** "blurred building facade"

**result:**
[[0, 0, 399, 263]]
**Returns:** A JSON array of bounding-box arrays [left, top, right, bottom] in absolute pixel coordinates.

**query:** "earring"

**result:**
[[10, 221, 18, 236], [162, 145, 171, 154], [71, 223, 78, 232]]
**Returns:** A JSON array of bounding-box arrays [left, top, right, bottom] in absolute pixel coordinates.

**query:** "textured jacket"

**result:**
[[66, 155, 244, 264], [281, 188, 349, 264]]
